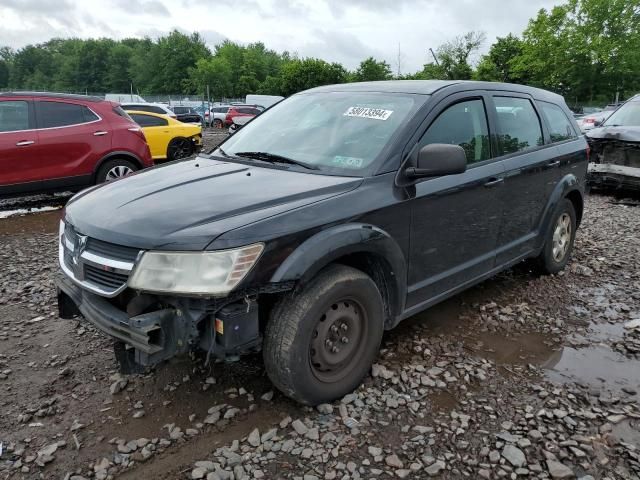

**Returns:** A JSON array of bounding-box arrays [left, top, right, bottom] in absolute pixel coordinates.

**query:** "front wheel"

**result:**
[[263, 265, 384, 405], [535, 198, 577, 274], [213, 119, 223, 129]]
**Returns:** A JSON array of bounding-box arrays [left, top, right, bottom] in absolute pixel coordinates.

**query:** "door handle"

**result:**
[[546, 160, 561, 167], [16, 140, 35, 146], [93, 131, 108, 136], [483, 177, 504, 188]]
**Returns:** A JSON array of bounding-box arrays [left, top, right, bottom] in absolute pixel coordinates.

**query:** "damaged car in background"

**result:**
[[56, 80, 588, 405], [586, 94, 640, 191]]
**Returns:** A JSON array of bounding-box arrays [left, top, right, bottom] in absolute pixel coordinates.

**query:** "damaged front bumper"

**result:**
[[588, 162, 640, 190], [56, 273, 290, 366]]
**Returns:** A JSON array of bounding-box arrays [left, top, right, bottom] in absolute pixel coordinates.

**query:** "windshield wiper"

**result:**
[[234, 151, 319, 170]]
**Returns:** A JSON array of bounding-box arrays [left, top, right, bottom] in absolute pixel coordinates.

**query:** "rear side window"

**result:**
[[113, 106, 133, 121], [493, 97, 543, 155], [36, 101, 97, 128], [419, 99, 491, 164], [0, 100, 30, 132], [539, 102, 577, 142], [130, 113, 168, 127]]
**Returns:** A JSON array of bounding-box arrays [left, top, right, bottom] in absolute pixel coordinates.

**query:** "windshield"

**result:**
[[216, 92, 420, 175], [604, 101, 640, 127]]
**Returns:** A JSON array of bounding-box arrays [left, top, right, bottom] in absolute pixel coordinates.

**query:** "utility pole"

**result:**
[[429, 48, 440, 66], [397, 43, 401, 77]]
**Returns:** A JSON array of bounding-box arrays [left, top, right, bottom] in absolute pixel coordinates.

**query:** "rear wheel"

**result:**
[[213, 118, 223, 129], [263, 265, 384, 405], [167, 138, 193, 161], [96, 158, 138, 184], [535, 198, 577, 274]]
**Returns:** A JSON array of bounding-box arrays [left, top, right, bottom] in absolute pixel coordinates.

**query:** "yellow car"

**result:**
[[127, 111, 202, 162]]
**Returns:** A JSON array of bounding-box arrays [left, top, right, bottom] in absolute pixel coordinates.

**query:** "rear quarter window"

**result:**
[[493, 97, 544, 155], [538, 102, 577, 142]]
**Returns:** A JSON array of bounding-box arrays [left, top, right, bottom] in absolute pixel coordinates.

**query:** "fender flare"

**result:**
[[537, 173, 584, 249], [270, 223, 407, 321], [93, 151, 144, 180]]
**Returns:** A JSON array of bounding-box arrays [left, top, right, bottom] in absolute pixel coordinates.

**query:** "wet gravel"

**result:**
[[1, 191, 639, 480]]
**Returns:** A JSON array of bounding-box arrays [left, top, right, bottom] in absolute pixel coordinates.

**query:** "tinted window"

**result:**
[[173, 107, 189, 114], [493, 97, 543, 154], [113, 106, 133, 121], [238, 107, 260, 115], [419, 99, 490, 164], [539, 102, 576, 142], [0, 101, 30, 132], [214, 107, 229, 113], [83, 107, 99, 123], [37, 101, 94, 128], [130, 113, 168, 127]]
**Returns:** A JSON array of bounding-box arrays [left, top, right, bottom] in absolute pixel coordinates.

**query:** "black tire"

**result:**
[[213, 118, 223, 129], [167, 138, 193, 161], [535, 198, 577, 274], [263, 264, 384, 405], [96, 158, 138, 184]]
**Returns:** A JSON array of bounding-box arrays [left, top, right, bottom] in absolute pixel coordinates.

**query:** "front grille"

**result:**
[[85, 264, 130, 290], [87, 237, 139, 262], [60, 223, 140, 297]]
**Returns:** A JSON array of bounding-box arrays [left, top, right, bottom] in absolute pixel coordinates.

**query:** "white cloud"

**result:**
[[0, 0, 559, 73]]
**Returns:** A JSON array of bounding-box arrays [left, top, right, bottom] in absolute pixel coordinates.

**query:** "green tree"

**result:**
[[474, 34, 524, 82], [353, 57, 392, 81], [436, 31, 486, 80], [279, 58, 347, 96]]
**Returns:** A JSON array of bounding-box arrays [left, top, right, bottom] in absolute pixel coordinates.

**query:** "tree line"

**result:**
[[1, 0, 638, 105]]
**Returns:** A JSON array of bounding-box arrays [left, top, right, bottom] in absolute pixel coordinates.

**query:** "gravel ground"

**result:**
[[1, 187, 639, 480]]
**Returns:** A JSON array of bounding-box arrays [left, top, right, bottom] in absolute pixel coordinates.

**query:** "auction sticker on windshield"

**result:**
[[344, 106, 393, 121]]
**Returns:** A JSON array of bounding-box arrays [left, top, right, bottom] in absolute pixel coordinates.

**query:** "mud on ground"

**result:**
[[1, 193, 639, 480]]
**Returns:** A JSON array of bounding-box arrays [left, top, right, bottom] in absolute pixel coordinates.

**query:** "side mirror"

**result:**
[[406, 144, 467, 179], [594, 120, 603, 127]]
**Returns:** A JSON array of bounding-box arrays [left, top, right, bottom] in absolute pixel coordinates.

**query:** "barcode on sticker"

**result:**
[[344, 107, 393, 120]]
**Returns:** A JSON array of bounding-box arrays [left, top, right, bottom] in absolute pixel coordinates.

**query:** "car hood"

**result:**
[[65, 156, 362, 250], [586, 126, 640, 143]]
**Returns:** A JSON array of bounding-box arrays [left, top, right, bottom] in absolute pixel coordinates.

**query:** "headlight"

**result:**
[[128, 244, 264, 296]]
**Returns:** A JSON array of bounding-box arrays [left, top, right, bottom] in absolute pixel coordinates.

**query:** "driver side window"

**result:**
[[419, 99, 491, 164]]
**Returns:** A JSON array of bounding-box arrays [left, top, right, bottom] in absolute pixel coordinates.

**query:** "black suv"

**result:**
[[56, 81, 588, 405], [171, 106, 203, 124]]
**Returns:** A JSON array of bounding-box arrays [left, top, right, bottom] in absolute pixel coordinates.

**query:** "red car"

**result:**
[[0, 92, 153, 196], [224, 105, 262, 127]]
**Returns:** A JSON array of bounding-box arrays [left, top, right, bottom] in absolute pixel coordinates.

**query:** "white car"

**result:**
[[209, 106, 230, 128], [121, 102, 177, 119], [576, 111, 612, 132]]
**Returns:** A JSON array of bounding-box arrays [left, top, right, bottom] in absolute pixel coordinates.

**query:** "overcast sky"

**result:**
[[0, 0, 559, 73]]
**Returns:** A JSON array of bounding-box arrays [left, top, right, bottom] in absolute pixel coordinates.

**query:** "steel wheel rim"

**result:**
[[552, 213, 571, 262], [106, 165, 133, 181], [309, 298, 368, 383], [170, 139, 191, 160]]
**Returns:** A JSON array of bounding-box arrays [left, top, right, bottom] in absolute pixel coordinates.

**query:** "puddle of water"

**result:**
[[611, 420, 640, 446], [0, 209, 60, 235], [544, 345, 640, 393]]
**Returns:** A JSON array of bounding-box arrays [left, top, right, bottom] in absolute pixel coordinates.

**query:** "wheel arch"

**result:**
[[93, 151, 144, 182], [537, 174, 584, 244], [270, 224, 407, 328]]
